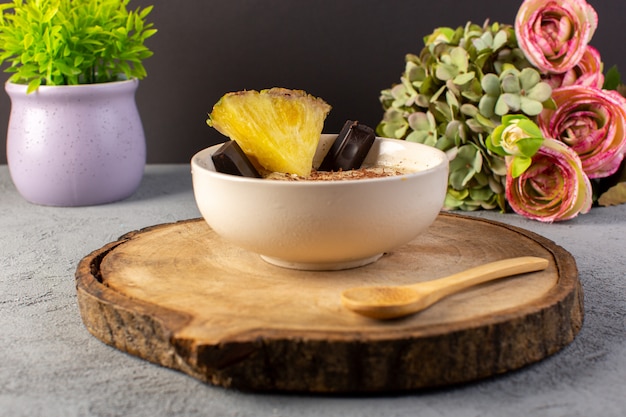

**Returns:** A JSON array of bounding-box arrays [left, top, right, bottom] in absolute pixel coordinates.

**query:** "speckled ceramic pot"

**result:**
[[5, 79, 146, 206]]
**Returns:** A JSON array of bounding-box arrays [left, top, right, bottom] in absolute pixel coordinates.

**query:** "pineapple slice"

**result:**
[[207, 88, 331, 177]]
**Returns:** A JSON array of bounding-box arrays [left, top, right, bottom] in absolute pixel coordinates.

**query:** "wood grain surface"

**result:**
[[75, 213, 583, 393]]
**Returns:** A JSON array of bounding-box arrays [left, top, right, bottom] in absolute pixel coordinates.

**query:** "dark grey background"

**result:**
[[1, 0, 624, 164]]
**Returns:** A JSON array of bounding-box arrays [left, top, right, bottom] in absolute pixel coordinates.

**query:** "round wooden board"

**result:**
[[75, 213, 583, 393]]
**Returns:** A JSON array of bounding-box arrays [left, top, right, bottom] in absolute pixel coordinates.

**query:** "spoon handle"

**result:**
[[413, 256, 550, 304]]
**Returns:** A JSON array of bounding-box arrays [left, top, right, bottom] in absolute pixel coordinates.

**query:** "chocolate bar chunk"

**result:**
[[211, 140, 261, 178], [318, 120, 375, 172]]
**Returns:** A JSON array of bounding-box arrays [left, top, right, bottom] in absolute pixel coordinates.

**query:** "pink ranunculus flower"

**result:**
[[515, 0, 598, 74], [538, 85, 626, 178], [542, 46, 605, 89], [506, 138, 592, 222]]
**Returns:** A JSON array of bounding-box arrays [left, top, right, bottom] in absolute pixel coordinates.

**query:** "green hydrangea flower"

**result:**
[[378, 21, 553, 211]]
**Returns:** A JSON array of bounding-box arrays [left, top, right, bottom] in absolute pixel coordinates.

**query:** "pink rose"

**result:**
[[538, 85, 626, 178], [515, 0, 598, 74], [506, 139, 592, 222], [542, 46, 604, 89]]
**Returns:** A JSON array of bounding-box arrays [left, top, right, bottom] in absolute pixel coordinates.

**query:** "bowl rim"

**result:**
[[191, 136, 449, 186]]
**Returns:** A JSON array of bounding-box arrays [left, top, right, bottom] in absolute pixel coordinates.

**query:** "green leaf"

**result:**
[[444, 188, 470, 208], [408, 111, 433, 131], [519, 68, 540, 90], [450, 47, 468, 71], [424, 27, 456, 45], [436, 63, 457, 81], [520, 96, 543, 115], [501, 74, 521, 94], [23, 33, 34, 49], [516, 118, 543, 138], [55, 60, 81, 76], [489, 155, 507, 176], [510, 156, 532, 178], [445, 90, 460, 110], [460, 103, 478, 117], [481, 73, 500, 96], [492, 30, 508, 50], [502, 93, 521, 112], [603, 65, 621, 90], [139, 6, 154, 20], [470, 185, 497, 202], [478, 95, 496, 118], [42, 6, 58, 24], [527, 83, 552, 103], [494, 96, 510, 115], [26, 78, 41, 94], [486, 142, 507, 157], [542, 97, 557, 111], [449, 169, 473, 189], [453, 71, 475, 85], [430, 84, 447, 103], [515, 137, 544, 157], [406, 130, 435, 145], [474, 112, 497, 130]]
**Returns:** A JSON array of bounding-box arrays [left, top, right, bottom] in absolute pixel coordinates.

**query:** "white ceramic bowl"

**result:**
[[191, 134, 449, 270]]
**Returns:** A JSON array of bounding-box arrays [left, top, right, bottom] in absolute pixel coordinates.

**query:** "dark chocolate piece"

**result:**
[[211, 140, 261, 178], [318, 120, 375, 172]]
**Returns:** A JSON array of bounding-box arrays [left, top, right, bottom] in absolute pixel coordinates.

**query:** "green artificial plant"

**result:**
[[0, 0, 156, 93]]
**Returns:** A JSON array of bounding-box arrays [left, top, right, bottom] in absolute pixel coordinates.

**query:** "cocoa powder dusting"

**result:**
[[265, 166, 409, 181]]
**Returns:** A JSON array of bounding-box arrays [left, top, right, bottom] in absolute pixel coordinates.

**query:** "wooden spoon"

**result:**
[[341, 256, 549, 320]]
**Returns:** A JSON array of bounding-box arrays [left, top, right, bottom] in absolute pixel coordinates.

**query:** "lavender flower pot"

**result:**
[[5, 79, 146, 206]]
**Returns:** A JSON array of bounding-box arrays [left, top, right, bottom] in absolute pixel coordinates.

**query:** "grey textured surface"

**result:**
[[1, 164, 624, 417]]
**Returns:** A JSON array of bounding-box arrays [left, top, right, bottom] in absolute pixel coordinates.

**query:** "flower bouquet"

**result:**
[[378, 0, 626, 222]]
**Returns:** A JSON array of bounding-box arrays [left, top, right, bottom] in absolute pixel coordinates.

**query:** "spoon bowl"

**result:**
[[341, 256, 550, 319]]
